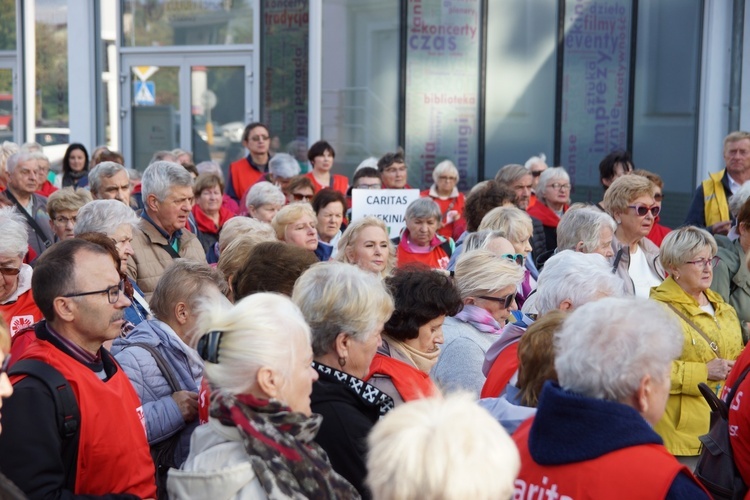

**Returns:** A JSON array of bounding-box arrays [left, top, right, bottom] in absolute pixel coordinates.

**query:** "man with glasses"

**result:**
[[0, 207, 42, 339], [0, 239, 157, 498], [685, 131, 750, 235], [378, 148, 412, 189], [3, 152, 55, 259]]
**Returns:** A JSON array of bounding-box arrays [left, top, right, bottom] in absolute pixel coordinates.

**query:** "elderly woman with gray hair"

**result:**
[[75, 199, 150, 329], [513, 298, 709, 498], [419, 159, 466, 240], [246, 181, 285, 224], [650, 226, 743, 466], [556, 204, 616, 258], [292, 262, 395, 498], [395, 197, 454, 270], [526, 166, 571, 254], [267, 152, 300, 192], [432, 249, 524, 394]]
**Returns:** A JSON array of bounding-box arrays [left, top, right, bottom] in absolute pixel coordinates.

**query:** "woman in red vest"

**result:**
[[526, 166, 570, 254], [366, 267, 462, 406], [420, 159, 466, 241], [513, 297, 709, 499], [226, 122, 272, 203], [304, 140, 349, 196], [396, 197, 454, 270]]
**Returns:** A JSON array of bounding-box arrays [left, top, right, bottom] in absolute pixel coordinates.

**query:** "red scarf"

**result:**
[[191, 205, 234, 235], [527, 201, 568, 228]]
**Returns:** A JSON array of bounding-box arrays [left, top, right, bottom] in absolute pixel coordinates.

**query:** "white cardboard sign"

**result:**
[[351, 189, 421, 239]]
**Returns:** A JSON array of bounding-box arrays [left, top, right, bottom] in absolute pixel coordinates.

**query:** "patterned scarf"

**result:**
[[453, 303, 504, 335], [312, 361, 395, 417], [210, 392, 359, 499]]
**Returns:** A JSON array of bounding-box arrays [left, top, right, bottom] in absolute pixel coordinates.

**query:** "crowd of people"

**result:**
[[1, 124, 750, 498]]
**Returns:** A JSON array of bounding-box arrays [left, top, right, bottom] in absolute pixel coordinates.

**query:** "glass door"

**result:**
[[0, 58, 18, 145], [121, 53, 253, 171]]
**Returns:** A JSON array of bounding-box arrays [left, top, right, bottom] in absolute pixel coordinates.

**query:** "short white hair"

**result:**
[[218, 217, 276, 253], [268, 153, 300, 179], [88, 161, 129, 195], [74, 199, 139, 236], [405, 197, 442, 222], [524, 153, 546, 170], [195, 161, 223, 179], [536, 166, 570, 201], [556, 205, 616, 252], [292, 262, 394, 357], [478, 206, 533, 244], [196, 293, 310, 396], [6, 152, 35, 175], [432, 159, 459, 184], [355, 156, 379, 172], [729, 183, 750, 217], [555, 297, 683, 402], [0, 206, 29, 258], [535, 250, 624, 314], [366, 392, 520, 500], [455, 249, 524, 300], [660, 226, 717, 269], [141, 161, 193, 202], [246, 181, 285, 210]]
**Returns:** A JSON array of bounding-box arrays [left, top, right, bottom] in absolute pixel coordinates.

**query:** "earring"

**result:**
[[674, 274, 680, 281], [338, 356, 347, 368]]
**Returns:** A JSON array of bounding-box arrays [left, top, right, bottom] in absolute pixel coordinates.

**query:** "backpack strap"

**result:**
[[122, 343, 182, 393], [4, 191, 53, 250], [726, 365, 750, 408], [8, 359, 80, 491]]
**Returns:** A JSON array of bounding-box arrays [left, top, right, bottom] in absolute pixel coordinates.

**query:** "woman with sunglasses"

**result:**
[[526, 166, 571, 254], [604, 175, 665, 297], [366, 267, 462, 406], [432, 249, 524, 395], [649, 226, 743, 468]]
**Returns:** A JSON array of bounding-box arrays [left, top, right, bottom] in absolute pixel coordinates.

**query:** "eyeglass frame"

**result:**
[[477, 292, 517, 310], [550, 183, 571, 191], [0, 267, 21, 276], [249, 134, 270, 142], [292, 192, 313, 201], [353, 183, 382, 190], [500, 253, 525, 266], [685, 256, 720, 269], [0, 353, 10, 376], [627, 204, 661, 217], [62, 279, 125, 304]]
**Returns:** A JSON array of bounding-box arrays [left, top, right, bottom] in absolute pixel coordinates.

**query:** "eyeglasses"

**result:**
[[292, 193, 312, 202], [478, 292, 517, 309], [250, 135, 269, 142], [54, 216, 77, 226], [550, 183, 571, 191], [0, 353, 10, 376], [63, 280, 125, 304], [0, 267, 20, 276], [500, 253, 525, 266], [654, 192, 664, 202], [627, 205, 660, 217], [686, 256, 720, 269], [438, 176, 457, 182], [531, 171, 543, 177], [354, 183, 381, 190]]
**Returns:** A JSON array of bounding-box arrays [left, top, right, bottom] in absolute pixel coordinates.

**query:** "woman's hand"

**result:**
[[707, 358, 735, 381]]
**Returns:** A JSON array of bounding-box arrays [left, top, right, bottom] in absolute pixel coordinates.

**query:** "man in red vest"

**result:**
[[512, 298, 709, 499], [0, 239, 157, 499]]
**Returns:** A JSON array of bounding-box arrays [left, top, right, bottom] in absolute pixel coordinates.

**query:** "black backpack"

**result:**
[[694, 367, 750, 499]]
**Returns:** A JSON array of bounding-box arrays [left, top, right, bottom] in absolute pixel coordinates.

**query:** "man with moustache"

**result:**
[[686, 131, 750, 235], [0, 239, 156, 498]]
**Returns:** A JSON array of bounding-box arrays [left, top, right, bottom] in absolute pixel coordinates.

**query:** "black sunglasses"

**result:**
[[531, 171, 543, 177], [478, 292, 517, 309], [1, 353, 10, 376]]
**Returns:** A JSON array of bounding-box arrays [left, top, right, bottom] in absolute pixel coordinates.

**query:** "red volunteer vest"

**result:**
[[512, 419, 702, 499], [365, 353, 436, 402], [305, 172, 349, 196], [16, 339, 157, 498], [0, 290, 43, 338], [229, 157, 265, 201], [480, 342, 519, 398]]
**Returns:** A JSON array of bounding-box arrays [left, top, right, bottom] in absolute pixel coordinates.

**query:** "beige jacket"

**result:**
[[127, 217, 206, 299]]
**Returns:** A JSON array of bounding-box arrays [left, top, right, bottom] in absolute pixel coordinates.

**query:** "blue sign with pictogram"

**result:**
[[134, 81, 156, 106]]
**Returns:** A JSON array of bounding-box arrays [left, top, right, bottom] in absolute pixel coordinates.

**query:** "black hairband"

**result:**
[[197, 330, 223, 364]]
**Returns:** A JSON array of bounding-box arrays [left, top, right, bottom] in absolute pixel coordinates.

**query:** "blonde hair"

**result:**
[[292, 262, 394, 357], [197, 293, 310, 396], [217, 217, 276, 253], [217, 233, 278, 296], [271, 202, 316, 241], [455, 249, 524, 299], [336, 216, 395, 277], [478, 206, 533, 244], [659, 226, 717, 270], [46, 188, 93, 219], [603, 175, 655, 216], [366, 392, 520, 500]]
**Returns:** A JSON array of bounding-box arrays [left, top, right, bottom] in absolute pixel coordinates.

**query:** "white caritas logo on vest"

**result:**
[[515, 476, 572, 500]]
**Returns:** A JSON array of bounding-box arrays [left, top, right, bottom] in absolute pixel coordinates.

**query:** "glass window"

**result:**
[[0, 68, 13, 143], [404, 0, 482, 190], [0, 0, 16, 50], [130, 66, 179, 169], [321, 0, 399, 177], [632, 0, 702, 228], [122, 0, 253, 47], [35, 0, 69, 152], [261, 0, 308, 165], [484, 0, 557, 180]]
